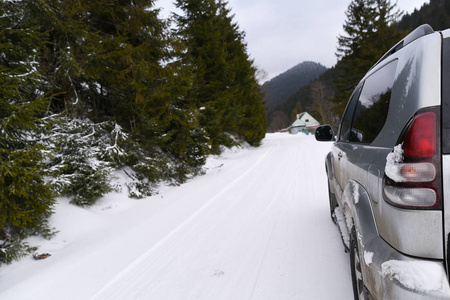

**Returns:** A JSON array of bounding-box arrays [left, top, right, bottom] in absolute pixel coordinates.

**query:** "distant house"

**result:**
[[289, 112, 320, 134]]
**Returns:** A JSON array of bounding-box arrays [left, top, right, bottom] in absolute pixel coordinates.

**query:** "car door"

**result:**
[[332, 86, 362, 200]]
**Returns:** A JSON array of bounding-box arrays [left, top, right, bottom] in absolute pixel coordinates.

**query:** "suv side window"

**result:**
[[351, 60, 398, 144], [338, 87, 362, 142]]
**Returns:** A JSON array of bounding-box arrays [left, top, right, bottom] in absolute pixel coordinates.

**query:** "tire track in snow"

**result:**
[[246, 136, 350, 300], [245, 138, 305, 300], [89, 144, 275, 300]]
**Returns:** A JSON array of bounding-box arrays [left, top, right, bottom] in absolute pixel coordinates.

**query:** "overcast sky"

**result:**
[[156, 0, 429, 82]]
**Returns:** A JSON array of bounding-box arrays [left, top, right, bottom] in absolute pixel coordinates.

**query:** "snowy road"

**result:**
[[0, 133, 353, 299]]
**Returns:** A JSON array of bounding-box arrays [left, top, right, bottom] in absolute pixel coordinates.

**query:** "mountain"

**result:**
[[261, 61, 327, 110]]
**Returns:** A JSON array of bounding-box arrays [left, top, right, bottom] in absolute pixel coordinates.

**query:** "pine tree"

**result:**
[[173, 0, 266, 151], [366, 0, 404, 65], [333, 0, 403, 116], [215, 2, 266, 146], [82, 0, 170, 127], [29, 0, 170, 125], [0, 0, 55, 264]]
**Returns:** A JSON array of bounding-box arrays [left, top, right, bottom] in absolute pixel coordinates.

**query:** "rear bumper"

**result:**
[[361, 234, 450, 299]]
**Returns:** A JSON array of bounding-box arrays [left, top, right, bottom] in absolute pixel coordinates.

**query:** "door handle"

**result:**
[[338, 152, 343, 160]]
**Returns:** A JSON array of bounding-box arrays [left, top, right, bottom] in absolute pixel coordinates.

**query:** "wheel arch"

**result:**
[[342, 180, 379, 299], [341, 180, 378, 247], [325, 151, 334, 189]]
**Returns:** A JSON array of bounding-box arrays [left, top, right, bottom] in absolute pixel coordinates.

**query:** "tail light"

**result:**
[[383, 108, 441, 209], [403, 112, 436, 157]]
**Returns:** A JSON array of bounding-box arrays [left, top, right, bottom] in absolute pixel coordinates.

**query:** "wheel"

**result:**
[[350, 226, 367, 300], [327, 179, 338, 224]]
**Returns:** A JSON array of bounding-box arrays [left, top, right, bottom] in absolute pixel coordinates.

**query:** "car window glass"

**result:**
[[351, 60, 398, 144], [338, 87, 361, 142]]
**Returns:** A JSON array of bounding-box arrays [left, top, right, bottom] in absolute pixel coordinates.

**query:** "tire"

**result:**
[[350, 226, 368, 300]]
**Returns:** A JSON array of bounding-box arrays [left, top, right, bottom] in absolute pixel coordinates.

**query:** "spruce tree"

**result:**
[[0, 0, 55, 264], [173, 0, 266, 151], [28, 0, 170, 125], [215, 1, 266, 146], [81, 0, 170, 126], [333, 0, 403, 116]]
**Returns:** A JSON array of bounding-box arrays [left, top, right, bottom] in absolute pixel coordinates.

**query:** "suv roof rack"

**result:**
[[370, 24, 435, 70]]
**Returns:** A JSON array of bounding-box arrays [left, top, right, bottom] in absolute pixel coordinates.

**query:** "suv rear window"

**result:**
[[351, 60, 398, 144]]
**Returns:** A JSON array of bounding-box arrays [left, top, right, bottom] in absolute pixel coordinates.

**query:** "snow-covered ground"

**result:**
[[0, 133, 353, 299]]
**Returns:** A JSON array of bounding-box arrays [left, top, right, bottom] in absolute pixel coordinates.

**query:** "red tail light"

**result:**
[[383, 109, 441, 210], [403, 112, 436, 157]]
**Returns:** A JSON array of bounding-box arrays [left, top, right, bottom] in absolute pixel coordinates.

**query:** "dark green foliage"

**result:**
[[397, 0, 450, 31], [45, 118, 123, 206], [45, 116, 168, 202], [28, 0, 170, 125], [0, 237, 38, 265], [174, 0, 266, 150], [64, 165, 112, 207], [0, 109, 55, 263], [332, 0, 404, 116], [0, 0, 56, 264]]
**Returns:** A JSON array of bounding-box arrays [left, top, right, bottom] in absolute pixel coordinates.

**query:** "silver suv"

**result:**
[[315, 24, 450, 299]]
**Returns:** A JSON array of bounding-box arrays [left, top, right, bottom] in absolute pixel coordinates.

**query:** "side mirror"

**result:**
[[315, 125, 335, 141]]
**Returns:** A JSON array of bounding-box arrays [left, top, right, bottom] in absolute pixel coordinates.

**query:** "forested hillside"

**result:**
[[0, 0, 266, 264], [267, 67, 338, 132], [261, 61, 327, 110], [268, 0, 450, 133]]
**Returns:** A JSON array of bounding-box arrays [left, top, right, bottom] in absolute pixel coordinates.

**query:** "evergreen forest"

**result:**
[[0, 0, 266, 264]]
